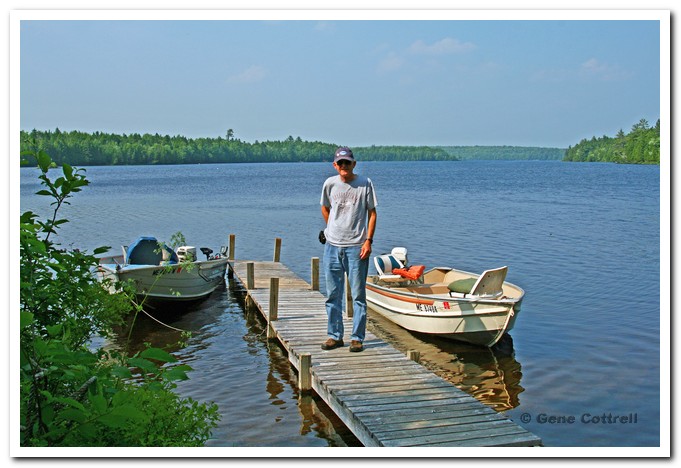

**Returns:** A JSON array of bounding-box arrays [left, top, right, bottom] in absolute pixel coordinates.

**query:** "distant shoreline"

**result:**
[[19, 129, 565, 166], [20, 122, 660, 166]]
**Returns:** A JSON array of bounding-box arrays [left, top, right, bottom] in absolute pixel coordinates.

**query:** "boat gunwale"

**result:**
[[98, 256, 229, 273]]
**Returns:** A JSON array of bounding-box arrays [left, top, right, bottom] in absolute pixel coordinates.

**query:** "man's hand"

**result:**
[[360, 240, 372, 260]]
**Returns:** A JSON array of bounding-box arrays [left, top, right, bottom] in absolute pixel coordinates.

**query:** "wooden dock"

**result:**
[[227, 240, 541, 447]]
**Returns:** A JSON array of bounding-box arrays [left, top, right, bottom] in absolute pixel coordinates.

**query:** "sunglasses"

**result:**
[[336, 159, 353, 166]]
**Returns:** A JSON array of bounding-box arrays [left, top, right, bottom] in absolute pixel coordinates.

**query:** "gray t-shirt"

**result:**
[[320, 174, 378, 247]]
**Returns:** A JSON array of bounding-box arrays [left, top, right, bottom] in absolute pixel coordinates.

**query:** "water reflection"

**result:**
[[107, 283, 230, 356], [232, 283, 361, 447], [102, 281, 361, 446], [102, 278, 522, 446], [367, 310, 524, 412]]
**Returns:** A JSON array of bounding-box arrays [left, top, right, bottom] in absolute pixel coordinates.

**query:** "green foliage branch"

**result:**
[[19, 150, 220, 447]]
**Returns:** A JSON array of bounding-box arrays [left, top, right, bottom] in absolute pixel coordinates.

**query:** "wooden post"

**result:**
[[311, 257, 319, 291], [229, 234, 236, 260], [227, 234, 236, 279], [345, 273, 354, 318], [407, 349, 421, 363], [299, 352, 312, 392], [268, 277, 279, 339], [246, 262, 254, 290], [273, 237, 282, 262], [244, 260, 254, 309]]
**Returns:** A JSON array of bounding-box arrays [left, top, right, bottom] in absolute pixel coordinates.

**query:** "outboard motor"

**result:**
[[200, 247, 213, 261], [176, 246, 196, 262]]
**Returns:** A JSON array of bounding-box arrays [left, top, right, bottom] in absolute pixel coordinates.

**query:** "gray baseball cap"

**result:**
[[333, 147, 354, 163]]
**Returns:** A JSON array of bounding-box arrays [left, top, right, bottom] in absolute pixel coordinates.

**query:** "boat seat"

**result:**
[[126, 236, 179, 265], [448, 266, 508, 299], [374, 254, 405, 282]]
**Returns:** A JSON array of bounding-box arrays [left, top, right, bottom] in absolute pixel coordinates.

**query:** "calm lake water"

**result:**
[[19, 160, 662, 448]]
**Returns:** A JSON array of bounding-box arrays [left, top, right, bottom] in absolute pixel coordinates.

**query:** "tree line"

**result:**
[[19, 128, 568, 166], [20, 129, 454, 166], [21, 119, 660, 166], [441, 145, 565, 161], [563, 118, 660, 164]]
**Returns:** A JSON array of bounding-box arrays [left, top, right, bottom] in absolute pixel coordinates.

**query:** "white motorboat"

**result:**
[[97, 236, 229, 304], [365, 248, 524, 347]]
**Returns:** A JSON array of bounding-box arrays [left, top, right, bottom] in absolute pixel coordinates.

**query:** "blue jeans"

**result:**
[[323, 243, 369, 342]]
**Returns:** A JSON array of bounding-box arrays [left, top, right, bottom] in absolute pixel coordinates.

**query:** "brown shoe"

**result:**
[[349, 340, 363, 352], [321, 338, 344, 350]]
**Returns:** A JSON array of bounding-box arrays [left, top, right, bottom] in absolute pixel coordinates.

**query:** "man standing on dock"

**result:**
[[320, 147, 378, 353]]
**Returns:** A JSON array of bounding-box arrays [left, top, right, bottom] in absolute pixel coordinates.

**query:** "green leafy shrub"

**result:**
[[20, 150, 220, 447]]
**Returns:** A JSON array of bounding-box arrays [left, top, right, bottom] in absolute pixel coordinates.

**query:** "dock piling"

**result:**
[[227, 234, 236, 279], [246, 262, 255, 290], [267, 277, 279, 339], [229, 234, 236, 260], [273, 237, 282, 262], [311, 257, 319, 291], [407, 349, 421, 363], [298, 353, 312, 392]]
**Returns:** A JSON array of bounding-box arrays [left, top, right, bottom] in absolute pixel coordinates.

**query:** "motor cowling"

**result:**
[[176, 246, 196, 262]]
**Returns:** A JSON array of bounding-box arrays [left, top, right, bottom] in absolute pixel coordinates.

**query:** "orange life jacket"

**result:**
[[392, 265, 425, 280]]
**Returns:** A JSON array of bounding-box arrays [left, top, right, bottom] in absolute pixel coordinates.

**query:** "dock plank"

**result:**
[[228, 259, 541, 447]]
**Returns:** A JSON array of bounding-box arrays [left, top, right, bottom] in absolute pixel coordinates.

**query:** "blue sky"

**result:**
[[19, 14, 663, 148]]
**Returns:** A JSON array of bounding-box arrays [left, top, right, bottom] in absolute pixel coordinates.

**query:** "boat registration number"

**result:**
[[416, 302, 451, 313], [416, 303, 439, 313]]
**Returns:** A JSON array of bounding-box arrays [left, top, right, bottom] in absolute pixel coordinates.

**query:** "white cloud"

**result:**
[[227, 65, 267, 84], [532, 58, 632, 83], [581, 58, 608, 73], [407, 37, 476, 55], [377, 52, 406, 73], [376, 37, 475, 74], [579, 58, 631, 81]]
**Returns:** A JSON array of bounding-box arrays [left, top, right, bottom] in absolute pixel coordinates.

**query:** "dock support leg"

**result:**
[[273, 237, 282, 262], [244, 262, 255, 308], [268, 277, 279, 340], [227, 234, 236, 278], [246, 262, 255, 289], [311, 257, 319, 291], [407, 350, 421, 363], [299, 353, 312, 392], [229, 234, 235, 260]]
